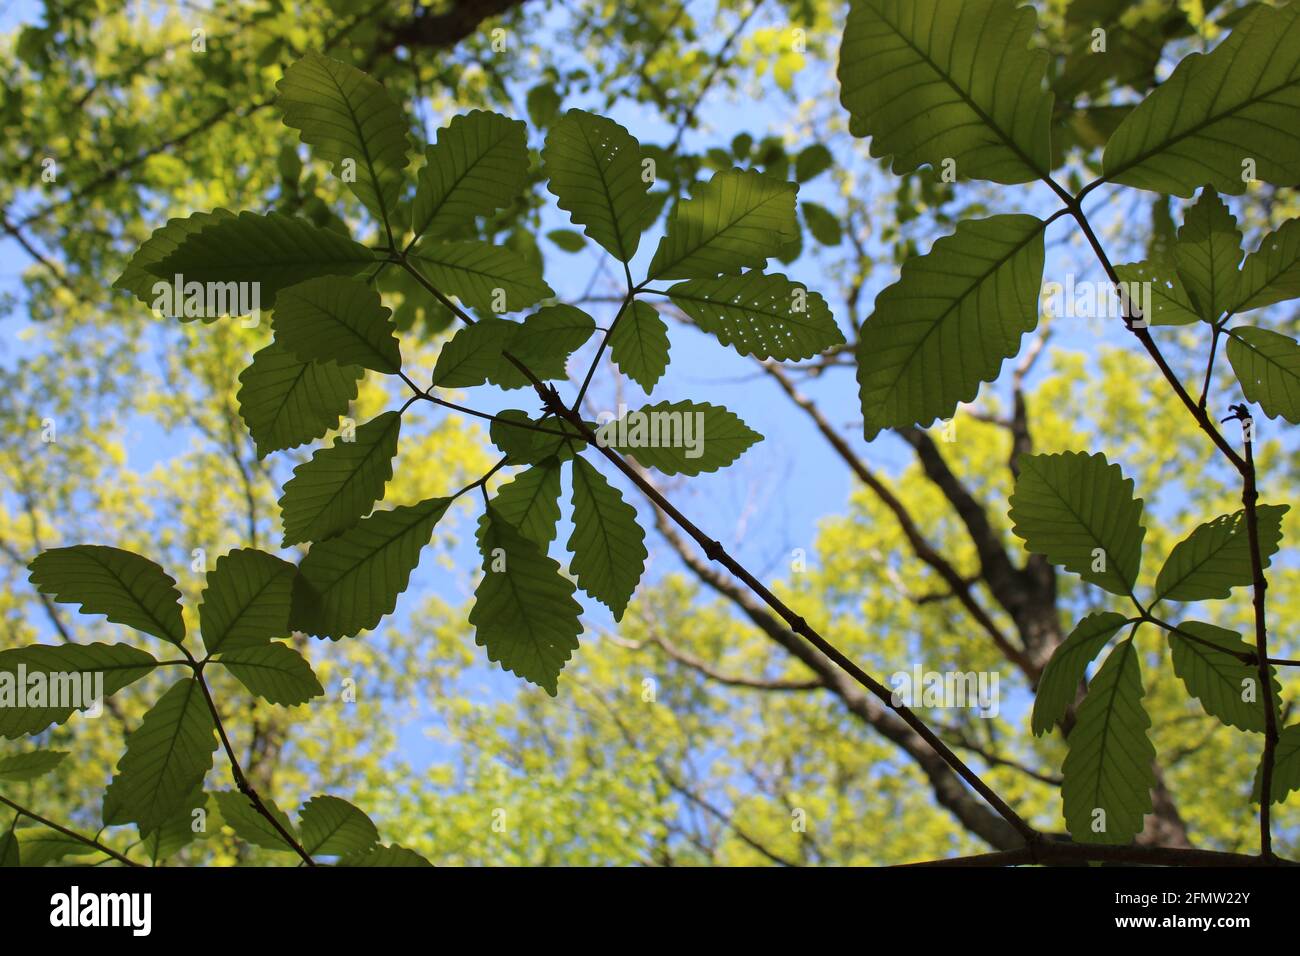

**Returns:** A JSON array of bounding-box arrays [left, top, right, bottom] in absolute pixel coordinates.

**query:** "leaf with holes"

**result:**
[[837, 0, 1053, 184], [279, 411, 401, 547], [668, 272, 843, 361], [543, 109, 651, 262], [1009, 451, 1146, 597], [1226, 325, 1300, 423], [29, 545, 185, 645], [290, 497, 452, 639], [857, 215, 1046, 439]]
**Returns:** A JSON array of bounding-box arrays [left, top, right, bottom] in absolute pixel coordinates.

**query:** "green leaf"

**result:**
[[856, 215, 1046, 439], [1168, 621, 1276, 733], [0, 749, 68, 782], [271, 276, 402, 374], [490, 412, 584, 465], [647, 169, 798, 280], [290, 497, 452, 639], [217, 642, 323, 706], [802, 201, 842, 246], [237, 340, 363, 458], [1226, 325, 1300, 423], [340, 843, 432, 866], [795, 143, 833, 182], [277, 51, 411, 230], [1233, 218, 1300, 313], [0, 643, 156, 739], [1009, 451, 1146, 597], [470, 508, 583, 695], [1102, 3, 1300, 196], [114, 208, 236, 304], [1172, 188, 1242, 322], [279, 411, 402, 547], [837, 0, 1053, 184], [543, 109, 651, 262], [1061, 639, 1156, 844], [609, 300, 670, 392], [29, 545, 185, 645], [411, 110, 528, 242], [546, 229, 586, 253], [430, 319, 518, 388], [213, 790, 298, 853], [140, 790, 208, 863], [16, 830, 101, 867], [597, 401, 762, 476], [1255, 724, 1300, 804], [0, 828, 18, 867], [410, 240, 554, 315], [668, 272, 844, 361], [1031, 611, 1129, 737], [148, 211, 374, 308], [1155, 504, 1288, 602], [1114, 258, 1202, 326], [490, 460, 563, 548], [567, 457, 647, 621], [199, 548, 297, 655], [103, 678, 217, 834], [488, 304, 596, 389], [299, 795, 380, 856]]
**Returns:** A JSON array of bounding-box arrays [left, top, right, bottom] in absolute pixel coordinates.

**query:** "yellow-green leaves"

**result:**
[[1009, 451, 1146, 598], [198, 548, 297, 655], [567, 457, 646, 621], [470, 508, 582, 695], [237, 341, 363, 458], [277, 51, 411, 234], [647, 170, 797, 280], [278, 412, 402, 547], [1103, 3, 1300, 195], [29, 545, 185, 646], [411, 110, 528, 242], [272, 276, 402, 374], [1061, 638, 1156, 844], [667, 272, 843, 361], [838, 0, 1053, 184], [290, 497, 452, 640], [856, 215, 1046, 440], [543, 109, 651, 262], [102, 678, 217, 834]]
